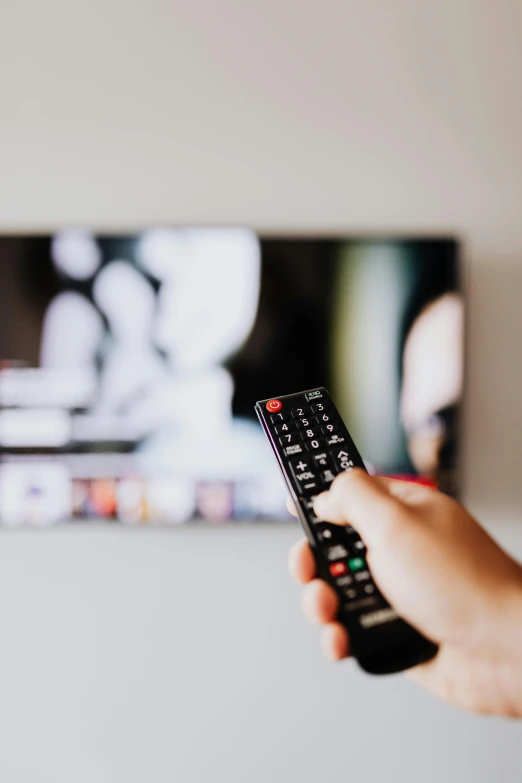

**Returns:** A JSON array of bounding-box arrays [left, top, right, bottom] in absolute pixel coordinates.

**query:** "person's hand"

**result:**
[[288, 470, 522, 717]]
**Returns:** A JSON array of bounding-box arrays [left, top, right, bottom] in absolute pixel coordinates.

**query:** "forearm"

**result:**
[[495, 566, 522, 717]]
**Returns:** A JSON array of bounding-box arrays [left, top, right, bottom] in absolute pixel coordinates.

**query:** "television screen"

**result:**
[[0, 230, 463, 526]]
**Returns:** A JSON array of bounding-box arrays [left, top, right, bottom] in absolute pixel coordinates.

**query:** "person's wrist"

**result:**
[[490, 564, 522, 717]]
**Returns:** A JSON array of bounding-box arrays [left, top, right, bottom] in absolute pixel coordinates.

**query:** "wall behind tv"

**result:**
[[0, 2, 521, 782]]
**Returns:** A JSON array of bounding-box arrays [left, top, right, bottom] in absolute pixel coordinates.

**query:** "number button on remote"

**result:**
[[295, 417, 313, 430], [320, 423, 338, 436], [316, 411, 335, 425], [278, 433, 300, 447], [310, 401, 329, 414], [270, 412, 289, 424], [274, 421, 296, 435], [304, 438, 325, 452], [300, 426, 321, 440], [291, 405, 311, 419]]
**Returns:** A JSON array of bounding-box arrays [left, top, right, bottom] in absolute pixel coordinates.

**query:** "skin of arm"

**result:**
[[288, 470, 522, 717]]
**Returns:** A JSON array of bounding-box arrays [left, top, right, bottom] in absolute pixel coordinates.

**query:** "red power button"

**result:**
[[266, 399, 283, 413]]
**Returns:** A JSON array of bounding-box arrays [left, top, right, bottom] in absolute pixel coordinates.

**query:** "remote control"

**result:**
[[255, 387, 438, 675]]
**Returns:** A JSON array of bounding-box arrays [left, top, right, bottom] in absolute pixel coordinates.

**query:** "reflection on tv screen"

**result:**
[[0, 230, 462, 526]]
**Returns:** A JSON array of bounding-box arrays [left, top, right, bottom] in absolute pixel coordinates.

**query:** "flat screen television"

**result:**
[[0, 230, 463, 526]]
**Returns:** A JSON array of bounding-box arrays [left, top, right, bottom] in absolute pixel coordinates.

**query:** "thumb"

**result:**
[[313, 469, 409, 548]]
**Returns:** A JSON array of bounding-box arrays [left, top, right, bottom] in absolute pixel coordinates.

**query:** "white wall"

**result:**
[[0, 1, 522, 781]]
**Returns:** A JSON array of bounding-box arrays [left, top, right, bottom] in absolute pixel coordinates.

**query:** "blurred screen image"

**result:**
[[0, 230, 462, 526]]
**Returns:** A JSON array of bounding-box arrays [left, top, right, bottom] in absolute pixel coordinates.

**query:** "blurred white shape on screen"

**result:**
[[0, 409, 71, 447], [51, 229, 101, 279], [128, 367, 233, 436], [146, 478, 195, 524], [137, 228, 186, 280], [39, 229, 265, 491], [137, 417, 278, 482], [0, 462, 72, 526], [151, 228, 261, 368], [401, 293, 464, 431], [40, 292, 104, 369], [92, 261, 164, 412], [72, 414, 142, 442], [0, 367, 96, 408], [126, 229, 264, 481]]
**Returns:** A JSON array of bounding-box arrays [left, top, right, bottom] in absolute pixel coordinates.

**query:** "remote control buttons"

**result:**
[[279, 432, 300, 447], [289, 458, 320, 494], [310, 401, 329, 413], [325, 544, 349, 561], [266, 399, 283, 413], [294, 417, 313, 430], [329, 562, 348, 577], [326, 434, 347, 447], [320, 423, 338, 436], [270, 412, 289, 423], [331, 447, 355, 472], [274, 421, 295, 435], [284, 443, 305, 457], [300, 426, 321, 440], [348, 557, 366, 572], [300, 496, 320, 523], [305, 390, 325, 402], [315, 524, 344, 544], [312, 451, 336, 485], [305, 438, 325, 452], [313, 451, 330, 468], [291, 405, 311, 419], [320, 468, 336, 486], [316, 411, 335, 424]]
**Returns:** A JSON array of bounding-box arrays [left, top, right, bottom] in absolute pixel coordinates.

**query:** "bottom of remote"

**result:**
[[353, 620, 438, 675]]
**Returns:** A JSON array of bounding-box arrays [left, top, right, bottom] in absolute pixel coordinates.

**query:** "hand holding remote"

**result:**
[[289, 470, 522, 717]]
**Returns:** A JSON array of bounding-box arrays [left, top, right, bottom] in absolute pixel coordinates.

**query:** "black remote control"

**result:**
[[255, 387, 438, 675]]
